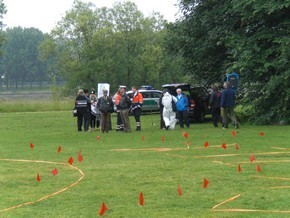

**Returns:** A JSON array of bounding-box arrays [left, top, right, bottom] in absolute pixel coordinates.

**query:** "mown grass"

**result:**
[[0, 110, 289, 217]]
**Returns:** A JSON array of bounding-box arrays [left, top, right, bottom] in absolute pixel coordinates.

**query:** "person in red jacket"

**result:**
[[131, 86, 144, 131]]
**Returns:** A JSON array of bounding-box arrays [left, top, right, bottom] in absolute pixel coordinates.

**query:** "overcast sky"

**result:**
[[3, 0, 181, 33]]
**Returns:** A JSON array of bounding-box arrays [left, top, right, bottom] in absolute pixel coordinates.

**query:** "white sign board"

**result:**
[[97, 83, 110, 98]]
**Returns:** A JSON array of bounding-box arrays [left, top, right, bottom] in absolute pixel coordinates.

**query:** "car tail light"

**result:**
[[190, 100, 195, 108]]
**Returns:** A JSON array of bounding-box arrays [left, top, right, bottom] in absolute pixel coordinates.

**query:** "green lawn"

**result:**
[[0, 111, 289, 217]]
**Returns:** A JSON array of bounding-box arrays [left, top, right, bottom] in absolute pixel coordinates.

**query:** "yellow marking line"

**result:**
[[213, 209, 290, 213], [255, 175, 290, 181], [0, 158, 85, 213], [212, 194, 240, 210]]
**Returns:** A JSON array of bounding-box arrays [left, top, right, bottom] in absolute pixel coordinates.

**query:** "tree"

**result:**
[[41, 0, 184, 93], [167, 0, 290, 124], [1, 27, 48, 88]]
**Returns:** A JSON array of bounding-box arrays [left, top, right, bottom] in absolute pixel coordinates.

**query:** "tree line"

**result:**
[[0, 0, 289, 124]]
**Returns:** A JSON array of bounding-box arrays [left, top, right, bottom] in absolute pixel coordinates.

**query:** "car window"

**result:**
[[151, 92, 162, 98], [141, 92, 150, 98]]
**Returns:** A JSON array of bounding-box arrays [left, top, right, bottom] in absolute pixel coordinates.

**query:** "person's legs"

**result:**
[[105, 113, 111, 132], [83, 112, 90, 131], [77, 113, 83, 131], [133, 108, 142, 131], [183, 110, 190, 128], [221, 107, 228, 128], [212, 108, 218, 127], [100, 113, 106, 132], [169, 111, 177, 129], [178, 111, 184, 128], [229, 107, 239, 128], [163, 109, 170, 130]]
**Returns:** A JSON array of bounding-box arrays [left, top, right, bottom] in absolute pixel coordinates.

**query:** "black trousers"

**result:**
[[132, 108, 142, 128], [177, 110, 190, 128], [211, 107, 221, 127]]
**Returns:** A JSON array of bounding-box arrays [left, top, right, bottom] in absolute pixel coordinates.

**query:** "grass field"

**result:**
[[0, 111, 289, 217]]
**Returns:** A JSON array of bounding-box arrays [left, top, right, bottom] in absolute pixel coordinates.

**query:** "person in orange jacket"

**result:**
[[113, 87, 124, 131], [131, 86, 144, 131]]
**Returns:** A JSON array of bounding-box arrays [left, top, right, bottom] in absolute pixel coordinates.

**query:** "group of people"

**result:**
[[159, 88, 190, 130], [209, 81, 239, 129], [74, 81, 239, 133], [74, 86, 143, 133]]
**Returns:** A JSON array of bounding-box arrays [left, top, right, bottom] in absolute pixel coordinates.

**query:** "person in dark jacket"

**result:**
[[159, 91, 165, 129], [209, 84, 221, 127], [83, 89, 91, 131], [119, 87, 131, 133], [97, 90, 114, 133], [220, 82, 239, 129], [75, 89, 90, 131]]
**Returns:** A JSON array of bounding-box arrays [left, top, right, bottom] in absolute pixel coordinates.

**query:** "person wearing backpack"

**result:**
[[161, 90, 177, 130], [209, 84, 221, 127]]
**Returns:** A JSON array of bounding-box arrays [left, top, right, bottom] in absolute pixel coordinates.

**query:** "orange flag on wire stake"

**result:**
[[236, 143, 240, 150], [51, 168, 58, 176], [182, 132, 189, 139], [221, 143, 227, 149], [68, 157, 73, 165], [57, 146, 62, 153], [204, 141, 209, 148], [99, 202, 108, 216], [186, 141, 190, 149], [139, 192, 144, 206], [203, 178, 209, 188], [256, 164, 261, 172], [78, 150, 83, 162], [231, 131, 236, 137], [250, 154, 255, 162], [97, 135, 101, 140], [36, 173, 41, 182], [30, 143, 34, 149], [142, 135, 145, 141], [161, 135, 165, 142], [238, 164, 242, 173], [178, 184, 183, 196], [259, 132, 265, 136]]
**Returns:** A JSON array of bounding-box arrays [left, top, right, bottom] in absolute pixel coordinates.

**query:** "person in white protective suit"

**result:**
[[161, 90, 177, 130]]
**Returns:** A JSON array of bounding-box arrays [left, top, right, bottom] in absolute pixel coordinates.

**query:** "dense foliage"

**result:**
[[0, 0, 6, 53], [40, 0, 185, 93], [167, 0, 290, 124]]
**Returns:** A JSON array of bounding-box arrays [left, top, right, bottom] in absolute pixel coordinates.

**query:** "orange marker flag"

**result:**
[[235, 143, 240, 150], [99, 202, 108, 216], [238, 164, 242, 173], [250, 154, 255, 162], [182, 132, 189, 139], [78, 150, 83, 162], [51, 168, 58, 176], [186, 141, 190, 149], [57, 146, 62, 154], [142, 135, 145, 141], [259, 132, 265, 136], [204, 141, 209, 148], [36, 173, 41, 182], [30, 143, 34, 149], [231, 131, 236, 137], [97, 135, 101, 140], [161, 135, 165, 142], [139, 192, 144, 206], [177, 184, 183, 196], [221, 143, 227, 149], [68, 157, 73, 165], [256, 164, 261, 172], [203, 178, 209, 188]]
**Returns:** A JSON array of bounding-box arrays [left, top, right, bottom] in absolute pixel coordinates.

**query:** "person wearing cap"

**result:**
[[162, 90, 177, 130], [97, 90, 114, 133], [131, 86, 144, 131], [75, 89, 90, 131], [119, 87, 132, 133], [113, 87, 123, 131]]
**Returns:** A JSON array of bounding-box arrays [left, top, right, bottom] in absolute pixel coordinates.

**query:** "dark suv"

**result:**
[[162, 83, 210, 122]]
